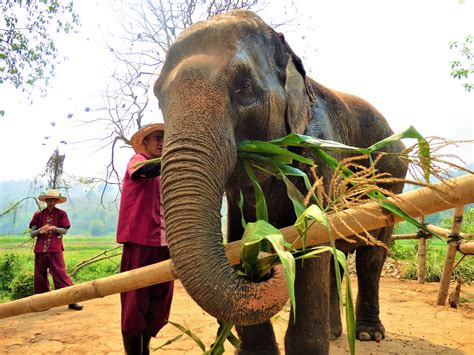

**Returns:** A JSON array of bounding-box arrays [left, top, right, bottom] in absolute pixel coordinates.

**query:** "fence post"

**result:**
[[417, 216, 427, 284], [437, 205, 464, 306]]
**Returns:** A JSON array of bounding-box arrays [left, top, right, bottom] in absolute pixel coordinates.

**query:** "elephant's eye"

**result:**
[[235, 79, 252, 94], [232, 77, 255, 108]]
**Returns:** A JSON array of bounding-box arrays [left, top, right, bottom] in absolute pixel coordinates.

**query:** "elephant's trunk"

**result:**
[[161, 111, 288, 326]]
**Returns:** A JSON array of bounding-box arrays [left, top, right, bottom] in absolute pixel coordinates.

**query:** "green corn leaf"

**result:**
[[272, 161, 322, 208], [377, 198, 443, 240], [334, 251, 355, 355], [154, 334, 184, 351], [239, 151, 293, 165], [237, 191, 247, 229], [132, 156, 162, 169], [366, 126, 431, 182], [238, 140, 314, 165], [280, 173, 306, 217], [264, 233, 296, 318], [293, 245, 334, 260], [293, 204, 332, 261], [294, 204, 331, 237], [255, 253, 279, 278], [269, 133, 369, 154], [240, 221, 280, 278], [295, 205, 345, 329], [418, 138, 431, 183], [167, 320, 206, 352], [294, 246, 355, 355], [366, 125, 422, 152], [243, 161, 268, 222], [367, 190, 442, 239], [225, 328, 241, 349], [207, 322, 235, 355], [273, 161, 314, 193], [240, 220, 296, 317]]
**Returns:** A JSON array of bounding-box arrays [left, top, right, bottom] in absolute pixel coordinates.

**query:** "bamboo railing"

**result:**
[[0, 174, 473, 319], [391, 198, 473, 305], [392, 218, 473, 289], [435, 204, 474, 306]]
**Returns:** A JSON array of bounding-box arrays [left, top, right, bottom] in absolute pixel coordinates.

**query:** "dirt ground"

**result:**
[[1, 277, 473, 354]]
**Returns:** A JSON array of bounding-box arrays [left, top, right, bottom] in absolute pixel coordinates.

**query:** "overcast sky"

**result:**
[[0, 0, 472, 183]]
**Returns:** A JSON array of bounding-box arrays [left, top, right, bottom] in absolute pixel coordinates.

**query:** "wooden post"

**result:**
[[417, 216, 427, 284], [0, 174, 473, 319], [436, 205, 465, 306]]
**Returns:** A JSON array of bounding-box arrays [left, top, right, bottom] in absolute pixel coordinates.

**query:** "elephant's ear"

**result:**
[[278, 33, 315, 134]]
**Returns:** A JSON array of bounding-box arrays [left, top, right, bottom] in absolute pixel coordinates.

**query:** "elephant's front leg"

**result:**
[[285, 253, 331, 355], [235, 322, 280, 355], [355, 226, 392, 341]]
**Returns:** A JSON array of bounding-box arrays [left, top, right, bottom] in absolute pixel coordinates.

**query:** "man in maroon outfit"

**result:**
[[117, 123, 174, 355], [29, 189, 83, 311]]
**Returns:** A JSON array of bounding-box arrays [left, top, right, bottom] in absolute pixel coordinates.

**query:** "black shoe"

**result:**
[[68, 303, 83, 311], [122, 334, 142, 355]]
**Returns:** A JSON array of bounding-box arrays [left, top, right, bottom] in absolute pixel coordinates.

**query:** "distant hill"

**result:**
[[1, 163, 472, 236], [0, 180, 119, 237]]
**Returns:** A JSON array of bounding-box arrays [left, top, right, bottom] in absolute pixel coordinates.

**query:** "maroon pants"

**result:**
[[34, 252, 73, 294], [120, 243, 174, 337]]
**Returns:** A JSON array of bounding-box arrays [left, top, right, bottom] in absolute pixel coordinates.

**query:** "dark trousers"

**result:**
[[120, 243, 174, 337], [34, 252, 73, 294]]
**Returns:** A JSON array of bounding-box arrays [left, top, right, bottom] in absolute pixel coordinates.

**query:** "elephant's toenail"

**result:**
[[358, 332, 371, 341]]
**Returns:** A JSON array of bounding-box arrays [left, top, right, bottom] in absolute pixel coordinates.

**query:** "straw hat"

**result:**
[[130, 123, 165, 153], [38, 189, 67, 204]]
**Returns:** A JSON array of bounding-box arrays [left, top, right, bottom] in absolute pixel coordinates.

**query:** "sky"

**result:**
[[0, 0, 473, 183]]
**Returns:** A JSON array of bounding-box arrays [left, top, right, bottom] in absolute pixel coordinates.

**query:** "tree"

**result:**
[[74, 0, 263, 194], [0, 0, 80, 103], [449, 34, 473, 93]]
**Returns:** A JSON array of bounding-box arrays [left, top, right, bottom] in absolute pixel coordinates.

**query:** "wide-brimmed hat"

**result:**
[[38, 189, 67, 204], [130, 123, 165, 153]]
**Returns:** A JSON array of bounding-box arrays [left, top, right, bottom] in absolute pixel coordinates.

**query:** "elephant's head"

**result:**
[[154, 10, 313, 326]]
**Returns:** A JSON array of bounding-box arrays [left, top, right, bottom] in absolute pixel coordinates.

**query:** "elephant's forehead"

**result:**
[[159, 54, 228, 91], [174, 11, 267, 46]]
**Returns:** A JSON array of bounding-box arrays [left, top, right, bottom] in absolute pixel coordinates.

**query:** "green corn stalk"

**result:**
[[138, 126, 433, 355], [236, 126, 433, 355]]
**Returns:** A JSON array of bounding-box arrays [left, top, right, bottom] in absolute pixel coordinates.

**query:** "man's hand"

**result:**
[[38, 224, 51, 234]]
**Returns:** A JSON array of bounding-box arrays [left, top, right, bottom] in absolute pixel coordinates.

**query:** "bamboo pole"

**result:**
[[437, 205, 465, 306], [458, 241, 474, 255], [0, 174, 473, 319], [392, 225, 471, 240], [391, 233, 419, 240], [426, 224, 472, 240], [418, 216, 427, 284]]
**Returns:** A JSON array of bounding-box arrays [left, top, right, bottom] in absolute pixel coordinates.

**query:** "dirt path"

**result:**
[[1, 277, 473, 354]]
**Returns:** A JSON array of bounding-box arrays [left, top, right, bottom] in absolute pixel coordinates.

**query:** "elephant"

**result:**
[[154, 10, 407, 354]]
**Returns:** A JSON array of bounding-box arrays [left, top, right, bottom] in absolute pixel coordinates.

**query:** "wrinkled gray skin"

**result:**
[[155, 10, 407, 355]]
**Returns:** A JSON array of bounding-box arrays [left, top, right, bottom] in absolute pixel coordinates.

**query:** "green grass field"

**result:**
[[391, 238, 474, 283], [0, 235, 121, 301], [1, 233, 472, 302]]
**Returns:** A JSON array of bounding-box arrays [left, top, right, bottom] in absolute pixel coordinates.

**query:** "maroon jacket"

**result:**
[[116, 153, 166, 247], [29, 207, 71, 253]]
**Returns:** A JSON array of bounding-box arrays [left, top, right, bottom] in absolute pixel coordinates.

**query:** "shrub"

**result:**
[[9, 271, 34, 300], [0, 253, 20, 292]]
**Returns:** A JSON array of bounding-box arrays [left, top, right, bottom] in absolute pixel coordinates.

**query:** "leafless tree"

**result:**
[[73, 0, 263, 202]]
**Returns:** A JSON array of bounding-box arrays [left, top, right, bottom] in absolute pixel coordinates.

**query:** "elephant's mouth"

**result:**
[[226, 159, 274, 191]]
